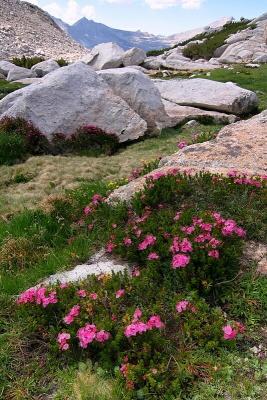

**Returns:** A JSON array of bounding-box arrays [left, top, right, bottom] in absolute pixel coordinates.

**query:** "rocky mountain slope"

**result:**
[[0, 0, 89, 61], [218, 13, 267, 63], [53, 16, 233, 51]]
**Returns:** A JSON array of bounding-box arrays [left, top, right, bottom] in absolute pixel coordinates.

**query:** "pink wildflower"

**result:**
[[148, 252, 159, 260], [116, 289, 125, 299], [60, 283, 69, 289], [172, 254, 190, 269], [177, 141, 187, 149], [174, 212, 182, 221], [208, 250, 220, 259], [106, 241, 116, 253], [176, 300, 190, 313], [138, 234, 156, 251], [95, 330, 111, 343], [223, 325, 238, 340], [147, 315, 165, 330], [180, 238, 193, 253], [17, 287, 36, 304], [77, 324, 97, 348], [112, 223, 117, 229], [131, 267, 140, 277], [89, 292, 98, 300], [57, 332, 71, 351], [92, 194, 103, 205], [209, 238, 221, 248], [120, 363, 128, 377], [123, 237, 132, 246], [181, 226, 195, 235], [124, 321, 148, 337], [63, 305, 80, 325], [84, 205, 93, 216], [77, 289, 87, 298], [133, 308, 142, 322]]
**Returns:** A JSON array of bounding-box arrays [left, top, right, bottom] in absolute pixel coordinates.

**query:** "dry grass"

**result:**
[[0, 125, 220, 216]]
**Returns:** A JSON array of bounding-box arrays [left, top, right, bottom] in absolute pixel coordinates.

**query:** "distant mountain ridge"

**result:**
[[53, 16, 234, 51]]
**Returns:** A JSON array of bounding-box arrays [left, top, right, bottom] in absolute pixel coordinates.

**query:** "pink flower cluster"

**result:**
[[63, 305, 80, 325], [77, 324, 110, 348], [172, 254, 190, 269], [223, 322, 245, 340], [17, 287, 58, 308], [177, 141, 188, 150], [138, 234, 156, 250], [57, 332, 71, 351], [176, 300, 196, 313], [116, 289, 125, 298], [228, 171, 263, 188], [84, 193, 104, 216], [124, 309, 164, 338], [148, 167, 179, 181]]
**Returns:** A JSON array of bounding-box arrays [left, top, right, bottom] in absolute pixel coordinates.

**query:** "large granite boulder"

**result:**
[[163, 99, 238, 126], [7, 65, 37, 81], [84, 42, 125, 70], [123, 48, 146, 67], [98, 67, 167, 133], [154, 78, 258, 115], [160, 110, 267, 174], [31, 59, 60, 77], [108, 111, 267, 203], [0, 62, 147, 142]]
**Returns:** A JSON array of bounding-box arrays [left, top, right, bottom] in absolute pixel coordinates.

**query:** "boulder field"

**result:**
[[0, 62, 260, 143]]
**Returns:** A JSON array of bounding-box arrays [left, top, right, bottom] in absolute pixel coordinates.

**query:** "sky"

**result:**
[[28, 0, 267, 35]]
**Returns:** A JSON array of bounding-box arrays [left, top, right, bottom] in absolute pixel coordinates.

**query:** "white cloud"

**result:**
[[144, 0, 203, 10], [43, 0, 96, 24]]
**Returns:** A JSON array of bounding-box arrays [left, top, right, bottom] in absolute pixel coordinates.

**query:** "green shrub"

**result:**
[[11, 56, 45, 69], [70, 125, 119, 156], [0, 117, 50, 164], [183, 20, 252, 60], [0, 132, 27, 165], [56, 58, 69, 67]]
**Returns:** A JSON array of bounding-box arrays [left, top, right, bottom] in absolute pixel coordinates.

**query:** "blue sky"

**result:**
[[30, 0, 267, 35]]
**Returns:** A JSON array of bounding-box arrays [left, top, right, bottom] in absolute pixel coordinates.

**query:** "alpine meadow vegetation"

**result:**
[[1, 167, 266, 399]]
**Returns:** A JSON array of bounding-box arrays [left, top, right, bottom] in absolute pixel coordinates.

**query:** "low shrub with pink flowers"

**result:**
[[12, 170, 267, 398]]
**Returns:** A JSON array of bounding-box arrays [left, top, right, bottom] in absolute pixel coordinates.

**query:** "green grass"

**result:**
[[0, 80, 24, 100], [0, 124, 221, 216]]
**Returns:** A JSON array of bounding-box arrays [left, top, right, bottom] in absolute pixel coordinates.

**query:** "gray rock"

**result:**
[[123, 47, 146, 67], [245, 63, 260, 68], [98, 67, 167, 133], [12, 77, 43, 84], [7, 65, 37, 81], [184, 120, 200, 128], [31, 59, 59, 77], [0, 62, 147, 142], [85, 42, 125, 70], [253, 54, 267, 63], [162, 99, 239, 127], [0, 72, 6, 80], [154, 78, 258, 115], [41, 249, 130, 286], [213, 44, 229, 58], [0, 60, 16, 76]]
